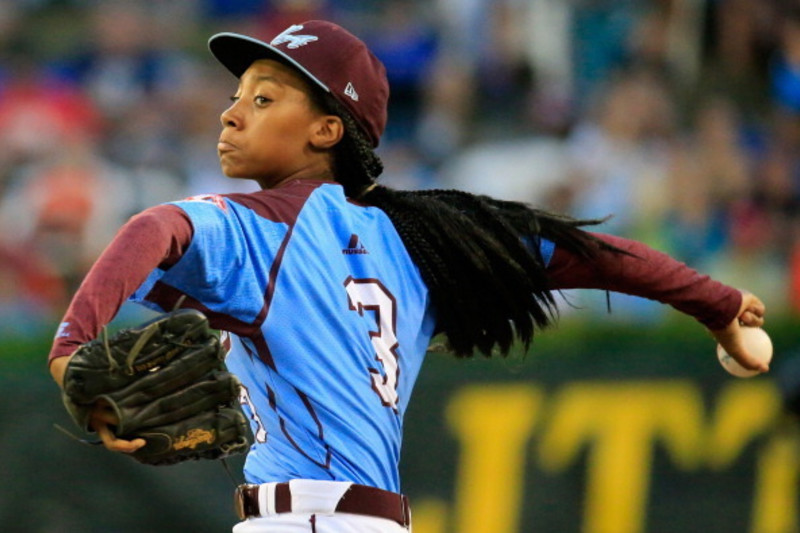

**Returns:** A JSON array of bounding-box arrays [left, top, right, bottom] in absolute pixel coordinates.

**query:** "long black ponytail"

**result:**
[[315, 92, 617, 358]]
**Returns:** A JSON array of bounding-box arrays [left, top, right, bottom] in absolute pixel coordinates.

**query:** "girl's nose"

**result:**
[[220, 104, 240, 128]]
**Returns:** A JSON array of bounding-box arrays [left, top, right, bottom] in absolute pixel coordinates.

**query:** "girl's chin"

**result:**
[[220, 169, 252, 180]]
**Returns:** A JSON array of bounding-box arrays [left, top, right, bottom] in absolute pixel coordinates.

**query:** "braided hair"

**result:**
[[313, 92, 618, 358]]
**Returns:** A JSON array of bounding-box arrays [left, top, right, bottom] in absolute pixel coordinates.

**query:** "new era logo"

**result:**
[[344, 82, 359, 101], [342, 233, 368, 255]]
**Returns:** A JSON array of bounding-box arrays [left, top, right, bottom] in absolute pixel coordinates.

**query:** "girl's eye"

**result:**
[[254, 95, 271, 105], [229, 96, 240, 103]]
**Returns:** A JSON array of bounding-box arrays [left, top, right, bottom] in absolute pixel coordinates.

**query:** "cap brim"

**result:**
[[208, 32, 330, 94]]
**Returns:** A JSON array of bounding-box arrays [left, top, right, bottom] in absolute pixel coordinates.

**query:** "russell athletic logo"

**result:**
[[271, 25, 319, 49], [343, 234, 368, 255]]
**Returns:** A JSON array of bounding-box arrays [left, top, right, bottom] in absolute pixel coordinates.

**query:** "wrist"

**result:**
[[49, 356, 71, 388]]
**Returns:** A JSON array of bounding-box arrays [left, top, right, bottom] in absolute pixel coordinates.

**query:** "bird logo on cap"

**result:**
[[271, 24, 319, 49]]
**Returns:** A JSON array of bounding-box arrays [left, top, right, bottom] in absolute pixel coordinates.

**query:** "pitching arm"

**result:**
[[546, 232, 742, 330], [545, 232, 767, 371]]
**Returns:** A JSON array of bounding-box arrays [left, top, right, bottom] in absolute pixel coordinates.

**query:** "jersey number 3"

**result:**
[[344, 277, 400, 412]]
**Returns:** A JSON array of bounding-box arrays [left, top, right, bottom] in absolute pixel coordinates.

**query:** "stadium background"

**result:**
[[2, 1, 800, 531]]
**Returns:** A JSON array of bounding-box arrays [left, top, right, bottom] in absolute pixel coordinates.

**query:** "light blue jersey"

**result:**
[[131, 179, 554, 494]]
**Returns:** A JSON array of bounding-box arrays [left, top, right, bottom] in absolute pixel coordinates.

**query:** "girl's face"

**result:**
[[218, 59, 339, 188]]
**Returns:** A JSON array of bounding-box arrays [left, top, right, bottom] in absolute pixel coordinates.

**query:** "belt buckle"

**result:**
[[234, 484, 259, 520]]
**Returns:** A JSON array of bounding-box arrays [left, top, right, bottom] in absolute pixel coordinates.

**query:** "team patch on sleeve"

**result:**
[[182, 194, 228, 212], [55, 322, 70, 339]]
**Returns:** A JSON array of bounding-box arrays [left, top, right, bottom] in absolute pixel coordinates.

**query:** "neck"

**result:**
[[255, 166, 336, 190]]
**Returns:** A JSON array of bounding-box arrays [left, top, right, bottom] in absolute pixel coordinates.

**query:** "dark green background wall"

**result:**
[[3, 317, 799, 532]]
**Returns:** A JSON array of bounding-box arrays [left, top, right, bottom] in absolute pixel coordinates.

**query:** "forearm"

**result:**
[[48, 204, 193, 369], [546, 232, 741, 330]]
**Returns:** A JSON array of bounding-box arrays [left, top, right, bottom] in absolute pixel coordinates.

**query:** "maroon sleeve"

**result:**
[[48, 204, 193, 365], [546, 232, 742, 330]]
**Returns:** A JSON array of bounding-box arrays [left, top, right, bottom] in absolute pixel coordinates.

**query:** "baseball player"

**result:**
[[48, 20, 767, 532]]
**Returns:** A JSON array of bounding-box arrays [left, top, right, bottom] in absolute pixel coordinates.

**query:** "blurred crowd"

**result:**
[[2, 0, 800, 334]]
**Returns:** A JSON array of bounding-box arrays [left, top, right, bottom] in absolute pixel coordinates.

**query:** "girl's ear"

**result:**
[[310, 115, 344, 149]]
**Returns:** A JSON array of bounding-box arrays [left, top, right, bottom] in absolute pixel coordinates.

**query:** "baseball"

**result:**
[[716, 327, 772, 378]]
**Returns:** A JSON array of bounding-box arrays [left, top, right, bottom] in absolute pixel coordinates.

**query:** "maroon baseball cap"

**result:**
[[209, 21, 389, 147]]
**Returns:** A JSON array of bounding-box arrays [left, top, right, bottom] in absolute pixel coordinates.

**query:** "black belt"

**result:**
[[235, 482, 411, 527]]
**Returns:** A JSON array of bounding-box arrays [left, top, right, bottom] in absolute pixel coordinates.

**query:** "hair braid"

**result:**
[[315, 91, 623, 358]]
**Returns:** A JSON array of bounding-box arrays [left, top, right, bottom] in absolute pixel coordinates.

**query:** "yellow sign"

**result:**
[[411, 380, 799, 533]]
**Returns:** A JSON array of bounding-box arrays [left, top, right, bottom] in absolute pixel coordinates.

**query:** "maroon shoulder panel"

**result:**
[[224, 179, 334, 225]]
